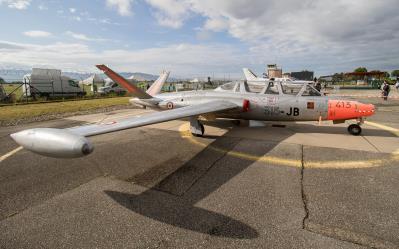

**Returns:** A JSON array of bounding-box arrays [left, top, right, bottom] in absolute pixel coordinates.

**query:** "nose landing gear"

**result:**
[[347, 124, 362, 136], [347, 118, 363, 136]]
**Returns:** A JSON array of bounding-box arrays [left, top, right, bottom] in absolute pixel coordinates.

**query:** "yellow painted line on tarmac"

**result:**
[[179, 122, 399, 169], [305, 157, 399, 169], [365, 121, 399, 136], [179, 123, 302, 167], [0, 146, 23, 163]]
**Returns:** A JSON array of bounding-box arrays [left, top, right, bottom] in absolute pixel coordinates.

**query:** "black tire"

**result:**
[[192, 123, 205, 137], [348, 124, 362, 136]]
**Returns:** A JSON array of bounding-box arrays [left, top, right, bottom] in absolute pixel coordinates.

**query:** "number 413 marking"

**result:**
[[336, 101, 352, 108]]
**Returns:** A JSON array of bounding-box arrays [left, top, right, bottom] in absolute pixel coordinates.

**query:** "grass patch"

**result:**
[[0, 97, 131, 123]]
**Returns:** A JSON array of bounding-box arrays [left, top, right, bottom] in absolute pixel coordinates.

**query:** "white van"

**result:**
[[22, 68, 85, 99]]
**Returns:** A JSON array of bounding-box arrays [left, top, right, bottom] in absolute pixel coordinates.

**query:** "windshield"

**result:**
[[281, 84, 302, 96]]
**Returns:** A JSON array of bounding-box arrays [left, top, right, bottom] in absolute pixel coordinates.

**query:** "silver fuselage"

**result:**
[[134, 89, 328, 122]]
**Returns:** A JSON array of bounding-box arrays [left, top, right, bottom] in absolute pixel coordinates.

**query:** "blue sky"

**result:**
[[0, 0, 398, 78]]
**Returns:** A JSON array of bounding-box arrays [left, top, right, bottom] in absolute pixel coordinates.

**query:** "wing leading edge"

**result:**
[[68, 100, 238, 137]]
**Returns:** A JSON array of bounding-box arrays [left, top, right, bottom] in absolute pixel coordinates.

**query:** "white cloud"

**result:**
[[145, 0, 190, 29], [65, 31, 107, 42], [106, 0, 134, 16], [0, 40, 247, 77], [23, 30, 52, 38], [204, 17, 229, 32], [69, 7, 76, 13], [0, 0, 31, 9], [72, 16, 81, 21], [2, 1, 399, 76], [38, 4, 47, 10], [65, 31, 91, 41], [143, 0, 399, 74]]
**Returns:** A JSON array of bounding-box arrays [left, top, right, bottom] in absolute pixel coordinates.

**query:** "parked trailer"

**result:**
[[22, 68, 85, 99]]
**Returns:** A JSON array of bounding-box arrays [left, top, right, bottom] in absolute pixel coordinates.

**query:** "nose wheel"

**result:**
[[347, 124, 362, 136]]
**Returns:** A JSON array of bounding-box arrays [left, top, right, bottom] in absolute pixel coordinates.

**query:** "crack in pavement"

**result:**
[[362, 135, 381, 153], [299, 145, 369, 248], [181, 147, 230, 196], [300, 146, 397, 249], [155, 137, 243, 196], [300, 145, 309, 230]]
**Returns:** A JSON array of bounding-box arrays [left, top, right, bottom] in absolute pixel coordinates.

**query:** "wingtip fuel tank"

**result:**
[[10, 128, 93, 158]]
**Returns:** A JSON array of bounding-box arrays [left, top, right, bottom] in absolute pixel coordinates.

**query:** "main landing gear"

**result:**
[[190, 117, 204, 137], [347, 118, 363, 136]]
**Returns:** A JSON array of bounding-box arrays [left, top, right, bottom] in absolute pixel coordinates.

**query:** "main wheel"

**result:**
[[347, 124, 362, 136], [192, 123, 205, 137]]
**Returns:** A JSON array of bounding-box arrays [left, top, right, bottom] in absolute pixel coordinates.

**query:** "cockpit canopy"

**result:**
[[215, 81, 321, 97], [280, 83, 321, 96]]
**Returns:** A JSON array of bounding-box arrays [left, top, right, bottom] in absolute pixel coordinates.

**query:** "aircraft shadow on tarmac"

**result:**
[[104, 119, 395, 239], [202, 120, 396, 137], [284, 123, 396, 137], [105, 131, 293, 239]]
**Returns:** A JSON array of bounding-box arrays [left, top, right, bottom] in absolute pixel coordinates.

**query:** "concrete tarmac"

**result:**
[[0, 98, 398, 248]]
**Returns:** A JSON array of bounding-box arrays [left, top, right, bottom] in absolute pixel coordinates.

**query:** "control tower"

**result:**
[[266, 64, 282, 78]]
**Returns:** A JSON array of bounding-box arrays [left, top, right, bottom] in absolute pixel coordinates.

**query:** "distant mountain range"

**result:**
[[0, 69, 168, 83]]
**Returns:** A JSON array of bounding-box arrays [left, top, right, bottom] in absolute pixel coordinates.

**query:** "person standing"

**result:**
[[395, 78, 399, 91], [315, 81, 322, 92], [382, 81, 390, 101]]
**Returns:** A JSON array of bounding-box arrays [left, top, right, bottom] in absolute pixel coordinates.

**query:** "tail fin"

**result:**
[[96, 64, 152, 99], [146, 70, 170, 96], [243, 68, 258, 81]]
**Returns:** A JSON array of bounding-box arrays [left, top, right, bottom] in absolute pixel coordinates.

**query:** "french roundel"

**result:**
[[167, 102, 174, 109]]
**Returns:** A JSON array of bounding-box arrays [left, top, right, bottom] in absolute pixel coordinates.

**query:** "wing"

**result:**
[[10, 100, 238, 158], [67, 100, 238, 137]]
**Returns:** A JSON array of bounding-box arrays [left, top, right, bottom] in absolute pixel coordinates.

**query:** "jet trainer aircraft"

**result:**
[[11, 65, 375, 158]]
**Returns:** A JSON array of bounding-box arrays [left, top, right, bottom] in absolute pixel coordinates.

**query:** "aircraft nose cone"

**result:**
[[368, 104, 375, 112], [358, 103, 375, 116], [10, 130, 31, 145]]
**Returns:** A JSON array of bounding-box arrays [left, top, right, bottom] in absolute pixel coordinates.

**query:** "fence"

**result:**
[[0, 79, 230, 106]]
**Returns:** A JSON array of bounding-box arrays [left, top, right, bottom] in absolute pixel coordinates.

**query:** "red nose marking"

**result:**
[[327, 100, 375, 120]]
